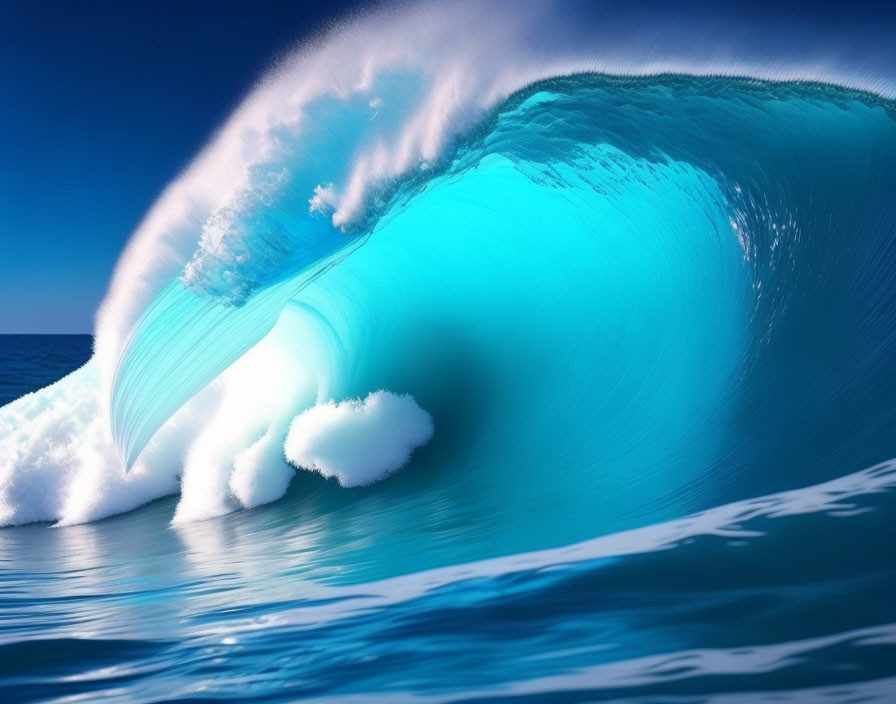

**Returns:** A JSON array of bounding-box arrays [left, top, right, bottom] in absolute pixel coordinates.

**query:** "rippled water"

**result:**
[[0, 336, 91, 407]]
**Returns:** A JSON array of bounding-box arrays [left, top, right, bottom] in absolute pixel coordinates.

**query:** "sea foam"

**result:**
[[284, 392, 434, 487]]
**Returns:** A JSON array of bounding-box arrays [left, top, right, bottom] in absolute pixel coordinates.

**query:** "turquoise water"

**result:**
[[3, 74, 896, 701], [109, 76, 896, 568]]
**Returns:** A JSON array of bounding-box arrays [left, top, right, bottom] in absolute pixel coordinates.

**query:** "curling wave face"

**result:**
[[2, 73, 896, 558], [1, 1, 896, 558]]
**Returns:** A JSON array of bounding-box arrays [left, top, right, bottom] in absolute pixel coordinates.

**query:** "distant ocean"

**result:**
[[0, 335, 92, 407]]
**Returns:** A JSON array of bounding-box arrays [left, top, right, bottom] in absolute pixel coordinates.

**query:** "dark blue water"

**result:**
[[0, 335, 92, 407]]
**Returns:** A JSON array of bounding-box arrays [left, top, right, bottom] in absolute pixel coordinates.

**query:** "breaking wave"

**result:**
[[1, 0, 895, 556]]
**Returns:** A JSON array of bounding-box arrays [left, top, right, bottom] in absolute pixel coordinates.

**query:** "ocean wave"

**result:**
[[1, 2, 895, 552]]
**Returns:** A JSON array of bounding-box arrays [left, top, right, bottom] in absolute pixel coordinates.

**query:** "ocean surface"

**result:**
[[3, 1, 896, 701], [3, 336, 896, 702], [0, 335, 92, 407]]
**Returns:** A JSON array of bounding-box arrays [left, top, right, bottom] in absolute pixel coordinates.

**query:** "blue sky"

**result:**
[[0, 0, 358, 333]]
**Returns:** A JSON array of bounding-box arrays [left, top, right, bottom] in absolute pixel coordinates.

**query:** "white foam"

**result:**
[[0, 305, 330, 527], [0, 361, 199, 527], [284, 391, 434, 487], [171, 317, 320, 523]]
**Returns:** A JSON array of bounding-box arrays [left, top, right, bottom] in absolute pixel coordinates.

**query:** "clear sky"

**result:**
[[0, 0, 359, 333]]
